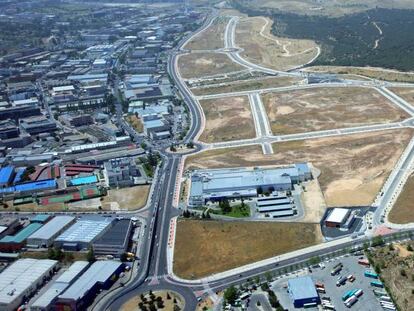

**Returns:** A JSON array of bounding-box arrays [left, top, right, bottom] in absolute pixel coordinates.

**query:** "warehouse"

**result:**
[[288, 276, 320, 308], [56, 260, 123, 311], [54, 219, 113, 250], [92, 219, 132, 257], [189, 163, 312, 207], [27, 216, 76, 248], [0, 217, 19, 239], [0, 259, 58, 311], [0, 222, 43, 252], [325, 208, 351, 228], [30, 261, 89, 311], [0, 166, 14, 188]]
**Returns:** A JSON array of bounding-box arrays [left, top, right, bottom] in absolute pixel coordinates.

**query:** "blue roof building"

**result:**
[[288, 276, 320, 307], [0, 166, 14, 187]]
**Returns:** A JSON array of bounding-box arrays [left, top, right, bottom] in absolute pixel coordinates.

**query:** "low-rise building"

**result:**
[[92, 219, 133, 257], [103, 157, 146, 188], [0, 259, 58, 311], [27, 216, 76, 248], [0, 222, 43, 252], [288, 276, 320, 308], [20, 116, 57, 135]]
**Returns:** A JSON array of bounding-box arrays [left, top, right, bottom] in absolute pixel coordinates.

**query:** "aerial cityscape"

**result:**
[[1, 0, 414, 310]]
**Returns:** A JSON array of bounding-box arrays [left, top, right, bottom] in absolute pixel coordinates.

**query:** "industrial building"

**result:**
[[189, 164, 312, 207], [92, 219, 133, 257], [0, 217, 19, 239], [54, 219, 113, 250], [0, 259, 58, 311], [256, 195, 295, 218], [56, 260, 124, 311], [0, 222, 43, 252], [30, 261, 89, 311], [27, 216, 76, 248], [325, 208, 355, 228], [103, 157, 146, 187], [288, 276, 320, 308]]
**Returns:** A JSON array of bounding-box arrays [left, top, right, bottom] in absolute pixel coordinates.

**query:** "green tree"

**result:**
[[371, 236, 385, 247], [87, 247, 95, 263], [223, 286, 238, 305], [219, 199, 231, 214]]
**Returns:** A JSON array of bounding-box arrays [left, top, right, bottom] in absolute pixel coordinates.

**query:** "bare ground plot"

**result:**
[[191, 76, 302, 96], [126, 115, 143, 133], [184, 16, 229, 50], [199, 96, 256, 143], [173, 219, 322, 279], [185, 130, 413, 206], [178, 53, 244, 79], [389, 87, 414, 107], [301, 178, 327, 223], [236, 17, 319, 71], [388, 173, 414, 224], [370, 242, 414, 311], [101, 185, 150, 211], [306, 66, 414, 83], [262, 87, 408, 135]]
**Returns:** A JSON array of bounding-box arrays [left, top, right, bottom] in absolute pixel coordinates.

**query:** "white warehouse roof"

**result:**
[[326, 208, 350, 224], [28, 216, 75, 241], [55, 219, 112, 243], [0, 259, 57, 306]]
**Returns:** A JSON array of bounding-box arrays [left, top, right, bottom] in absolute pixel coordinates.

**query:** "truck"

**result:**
[[373, 289, 387, 297], [358, 258, 370, 266], [316, 287, 326, 294], [364, 270, 378, 279], [354, 289, 363, 297], [336, 276, 347, 287], [323, 303, 335, 310], [331, 263, 343, 276], [344, 296, 357, 308], [380, 296, 392, 302], [370, 280, 384, 288]]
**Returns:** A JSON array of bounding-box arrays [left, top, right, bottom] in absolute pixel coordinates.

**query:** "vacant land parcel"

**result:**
[[178, 52, 244, 79], [389, 87, 414, 106], [235, 16, 318, 71], [262, 87, 407, 134], [199, 96, 255, 143], [174, 219, 322, 279], [184, 16, 229, 50], [388, 173, 414, 224], [185, 129, 412, 206]]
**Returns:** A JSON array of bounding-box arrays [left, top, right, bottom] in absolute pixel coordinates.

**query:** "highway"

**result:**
[[97, 10, 414, 311]]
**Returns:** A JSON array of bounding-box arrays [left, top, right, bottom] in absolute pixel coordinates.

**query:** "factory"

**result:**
[[30, 261, 89, 311], [56, 260, 124, 311], [189, 163, 312, 207], [0, 259, 58, 311], [256, 195, 295, 218], [324, 208, 356, 229], [27, 216, 76, 248], [92, 219, 133, 257], [288, 276, 320, 308], [0, 222, 43, 252], [54, 218, 113, 250]]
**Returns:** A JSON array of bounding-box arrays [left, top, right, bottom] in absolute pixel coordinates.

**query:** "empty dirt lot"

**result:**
[[235, 16, 319, 71], [191, 76, 302, 96], [178, 52, 243, 79], [184, 16, 229, 51], [262, 87, 408, 134], [185, 129, 412, 206], [173, 219, 322, 279], [101, 185, 150, 210], [389, 87, 414, 106], [388, 173, 414, 224], [199, 96, 256, 143]]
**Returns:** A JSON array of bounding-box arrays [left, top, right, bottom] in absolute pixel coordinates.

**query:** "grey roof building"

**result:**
[[92, 219, 133, 257], [27, 216, 76, 247], [0, 259, 58, 311], [103, 157, 146, 188], [189, 163, 312, 207]]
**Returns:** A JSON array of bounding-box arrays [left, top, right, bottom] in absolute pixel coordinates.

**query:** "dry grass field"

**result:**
[[185, 129, 412, 206], [388, 173, 414, 224], [262, 87, 408, 135], [101, 185, 150, 210], [173, 219, 322, 279], [178, 52, 244, 79], [389, 87, 414, 107], [306, 66, 414, 83], [191, 76, 302, 96], [184, 16, 229, 50], [199, 96, 256, 143], [235, 17, 319, 71], [370, 241, 414, 311]]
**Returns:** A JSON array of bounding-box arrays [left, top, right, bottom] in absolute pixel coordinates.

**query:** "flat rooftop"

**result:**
[[55, 219, 113, 243], [93, 219, 132, 247], [288, 276, 318, 300], [326, 208, 350, 224], [28, 216, 75, 240]]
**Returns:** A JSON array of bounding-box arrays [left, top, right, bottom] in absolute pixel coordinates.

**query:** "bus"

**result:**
[[358, 259, 370, 267], [364, 270, 379, 279], [342, 289, 358, 301], [370, 280, 384, 288], [344, 296, 357, 308]]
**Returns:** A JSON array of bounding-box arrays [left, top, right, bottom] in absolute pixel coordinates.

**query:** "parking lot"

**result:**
[[272, 255, 388, 311]]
